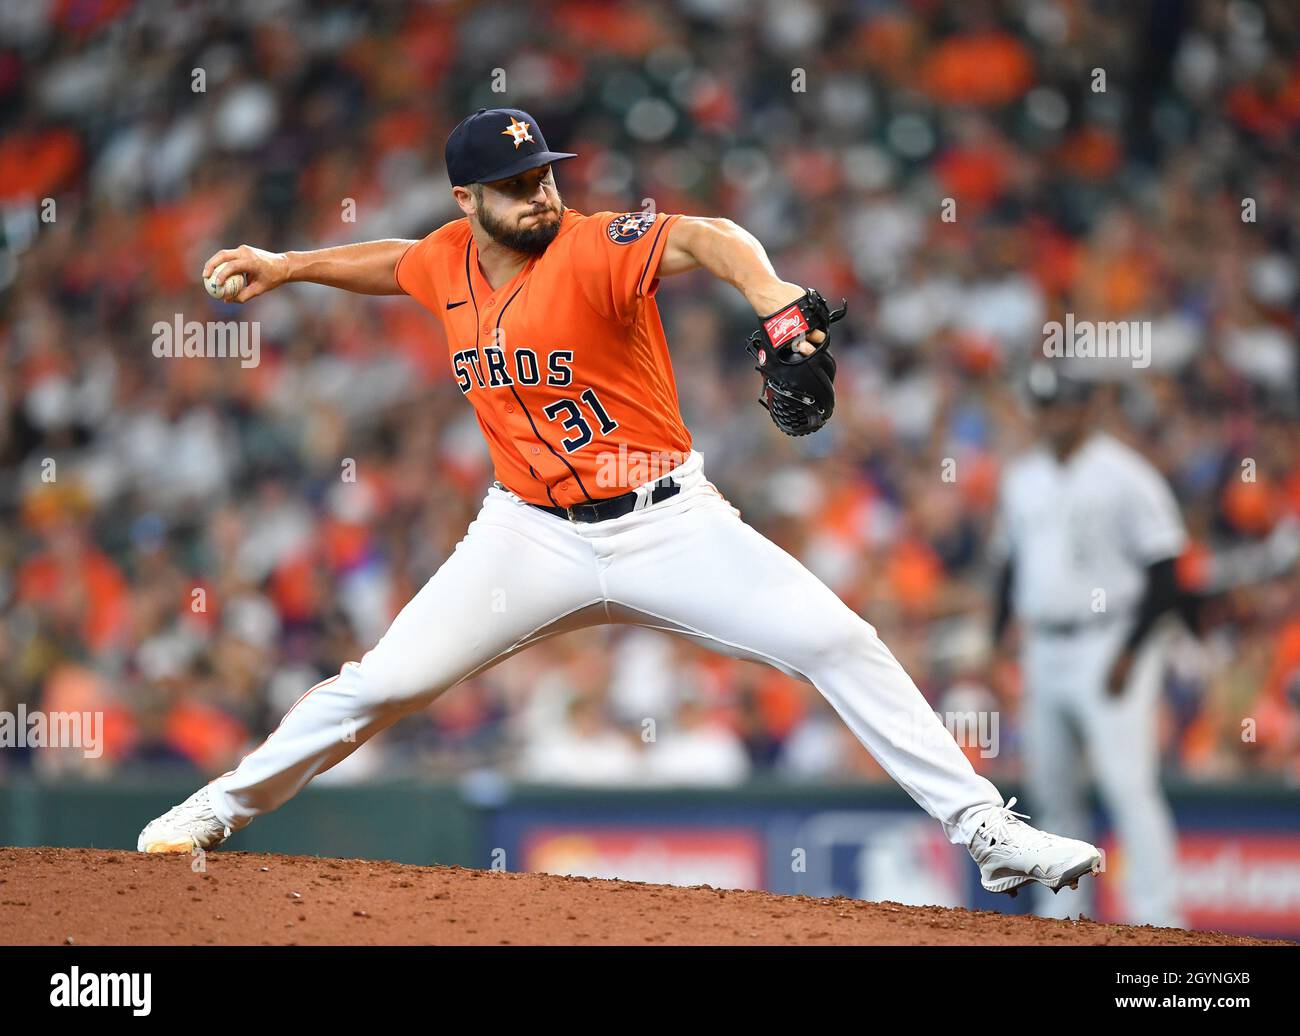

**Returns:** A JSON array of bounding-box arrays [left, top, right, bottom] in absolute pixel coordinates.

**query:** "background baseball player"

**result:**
[[139, 107, 1103, 900], [990, 363, 1187, 927]]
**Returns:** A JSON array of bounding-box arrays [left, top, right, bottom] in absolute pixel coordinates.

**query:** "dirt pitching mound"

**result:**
[[0, 847, 1285, 946]]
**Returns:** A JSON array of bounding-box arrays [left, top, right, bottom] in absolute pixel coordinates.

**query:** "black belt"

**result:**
[[1035, 621, 1087, 636], [497, 474, 682, 523], [1032, 612, 1121, 636]]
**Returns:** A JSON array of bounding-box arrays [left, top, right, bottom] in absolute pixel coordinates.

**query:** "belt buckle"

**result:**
[[565, 505, 578, 522]]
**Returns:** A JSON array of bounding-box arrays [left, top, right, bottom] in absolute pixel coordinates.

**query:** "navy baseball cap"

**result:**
[[445, 108, 577, 187]]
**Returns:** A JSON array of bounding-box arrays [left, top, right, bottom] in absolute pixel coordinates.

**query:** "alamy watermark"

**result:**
[[885, 707, 1000, 759], [50, 967, 151, 1015], [594, 445, 690, 489], [1042, 313, 1150, 369], [152, 314, 260, 368], [0, 705, 102, 758]]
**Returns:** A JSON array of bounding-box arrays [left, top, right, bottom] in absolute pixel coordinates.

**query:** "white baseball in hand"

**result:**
[[204, 262, 246, 300]]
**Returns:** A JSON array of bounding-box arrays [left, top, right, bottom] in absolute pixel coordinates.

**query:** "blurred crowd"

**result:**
[[1, 0, 1297, 787]]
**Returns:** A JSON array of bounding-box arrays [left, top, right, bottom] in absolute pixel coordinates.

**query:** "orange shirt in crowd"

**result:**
[[18, 548, 129, 651], [921, 30, 1034, 106]]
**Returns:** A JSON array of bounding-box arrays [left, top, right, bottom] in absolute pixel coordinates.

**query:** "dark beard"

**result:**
[[478, 202, 563, 255]]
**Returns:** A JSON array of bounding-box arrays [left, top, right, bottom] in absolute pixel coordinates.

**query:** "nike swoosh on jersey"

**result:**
[[446, 300, 468, 310]]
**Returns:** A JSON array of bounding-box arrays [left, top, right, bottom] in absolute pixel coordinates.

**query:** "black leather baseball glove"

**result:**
[[745, 288, 848, 436]]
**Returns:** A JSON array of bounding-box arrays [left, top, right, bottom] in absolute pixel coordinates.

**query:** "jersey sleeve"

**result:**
[[395, 229, 448, 314], [570, 210, 681, 324], [1122, 456, 1188, 563]]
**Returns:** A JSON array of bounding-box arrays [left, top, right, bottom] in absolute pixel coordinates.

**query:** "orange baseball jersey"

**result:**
[[396, 208, 693, 508]]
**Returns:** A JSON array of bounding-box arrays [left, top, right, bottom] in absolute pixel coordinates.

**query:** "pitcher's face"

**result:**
[[474, 165, 564, 254]]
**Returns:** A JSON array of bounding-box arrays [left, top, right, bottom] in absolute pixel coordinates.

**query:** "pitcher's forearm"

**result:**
[[285, 240, 416, 295], [203, 239, 418, 303]]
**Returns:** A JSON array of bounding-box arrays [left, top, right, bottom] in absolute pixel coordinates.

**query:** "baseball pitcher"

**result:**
[[140, 108, 1102, 902]]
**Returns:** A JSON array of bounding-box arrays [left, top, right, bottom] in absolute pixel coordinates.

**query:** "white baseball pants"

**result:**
[[1021, 620, 1184, 927], [207, 450, 1004, 847]]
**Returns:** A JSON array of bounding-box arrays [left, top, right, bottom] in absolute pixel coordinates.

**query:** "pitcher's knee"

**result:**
[[796, 614, 886, 677], [344, 657, 447, 713]]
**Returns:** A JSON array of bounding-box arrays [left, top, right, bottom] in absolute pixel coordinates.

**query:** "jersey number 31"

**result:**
[[543, 389, 618, 452]]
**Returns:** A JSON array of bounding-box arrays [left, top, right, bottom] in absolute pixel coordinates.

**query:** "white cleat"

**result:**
[[137, 786, 240, 854], [967, 798, 1102, 898]]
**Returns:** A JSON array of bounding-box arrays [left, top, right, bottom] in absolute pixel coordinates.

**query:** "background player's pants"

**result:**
[[208, 450, 1003, 848], [1021, 621, 1184, 928]]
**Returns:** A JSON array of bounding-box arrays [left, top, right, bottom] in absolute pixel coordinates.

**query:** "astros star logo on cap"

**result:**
[[502, 117, 534, 149]]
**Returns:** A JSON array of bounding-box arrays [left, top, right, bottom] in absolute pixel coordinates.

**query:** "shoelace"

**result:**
[[978, 796, 1038, 848]]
